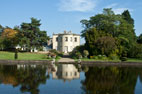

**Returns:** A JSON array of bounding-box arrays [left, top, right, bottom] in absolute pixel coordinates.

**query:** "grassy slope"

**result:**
[[0, 51, 48, 60]]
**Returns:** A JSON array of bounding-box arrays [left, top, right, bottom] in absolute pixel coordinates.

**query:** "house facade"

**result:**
[[52, 31, 80, 53]]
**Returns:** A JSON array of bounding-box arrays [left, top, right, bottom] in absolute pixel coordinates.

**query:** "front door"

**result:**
[[64, 46, 68, 53]]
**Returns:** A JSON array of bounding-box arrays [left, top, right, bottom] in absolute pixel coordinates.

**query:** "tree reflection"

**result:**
[[81, 66, 141, 94], [0, 65, 47, 94]]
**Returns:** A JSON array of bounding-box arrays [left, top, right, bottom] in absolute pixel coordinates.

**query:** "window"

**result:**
[[66, 72, 68, 76], [70, 37, 72, 42], [65, 37, 68, 41], [56, 37, 58, 42], [74, 72, 77, 76], [75, 37, 77, 42]]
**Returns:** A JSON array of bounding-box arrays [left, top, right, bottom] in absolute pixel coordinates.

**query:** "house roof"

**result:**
[[53, 31, 80, 36]]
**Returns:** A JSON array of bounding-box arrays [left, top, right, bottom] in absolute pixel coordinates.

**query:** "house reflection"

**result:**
[[17, 64, 37, 69], [52, 64, 80, 81]]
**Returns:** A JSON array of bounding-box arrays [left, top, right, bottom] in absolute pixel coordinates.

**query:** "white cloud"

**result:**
[[105, 3, 133, 14], [59, 0, 97, 12]]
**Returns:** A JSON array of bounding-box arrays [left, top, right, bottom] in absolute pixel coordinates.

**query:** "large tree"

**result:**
[[80, 8, 136, 57], [20, 18, 49, 52]]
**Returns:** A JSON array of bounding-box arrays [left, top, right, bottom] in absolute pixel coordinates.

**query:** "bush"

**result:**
[[69, 45, 85, 58], [109, 54, 119, 60], [135, 54, 142, 59], [120, 57, 127, 61], [90, 56, 98, 59], [48, 49, 63, 57], [90, 55, 108, 60], [83, 50, 89, 58], [75, 52, 82, 59], [46, 49, 63, 59]]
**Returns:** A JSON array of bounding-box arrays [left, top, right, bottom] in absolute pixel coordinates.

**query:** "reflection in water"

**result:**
[[81, 67, 142, 94], [52, 64, 80, 81], [0, 64, 142, 94]]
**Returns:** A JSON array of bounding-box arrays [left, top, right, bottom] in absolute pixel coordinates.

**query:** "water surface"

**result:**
[[0, 64, 142, 94]]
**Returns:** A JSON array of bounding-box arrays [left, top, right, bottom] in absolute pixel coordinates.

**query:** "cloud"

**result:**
[[105, 3, 133, 14], [59, 0, 97, 12]]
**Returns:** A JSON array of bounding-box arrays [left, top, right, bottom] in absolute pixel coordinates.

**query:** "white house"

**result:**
[[52, 31, 80, 53]]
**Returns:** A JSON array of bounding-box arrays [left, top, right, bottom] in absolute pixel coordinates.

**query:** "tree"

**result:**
[[137, 34, 142, 44], [20, 18, 49, 52], [80, 8, 136, 57], [1, 28, 19, 49], [96, 36, 116, 56], [122, 10, 134, 25], [0, 25, 3, 36]]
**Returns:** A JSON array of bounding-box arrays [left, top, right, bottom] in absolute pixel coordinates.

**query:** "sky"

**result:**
[[0, 0, 142, 44]]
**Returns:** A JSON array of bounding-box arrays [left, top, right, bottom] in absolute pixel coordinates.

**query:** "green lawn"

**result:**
[[0, 51, 49, 60], [127, 58, 142, 62]]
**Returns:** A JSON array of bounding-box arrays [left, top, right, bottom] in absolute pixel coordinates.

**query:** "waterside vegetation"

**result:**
[[70, 8, 142, 62]]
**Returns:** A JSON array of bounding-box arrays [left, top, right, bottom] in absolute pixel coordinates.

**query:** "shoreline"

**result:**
[[0, 60, 142, 67]]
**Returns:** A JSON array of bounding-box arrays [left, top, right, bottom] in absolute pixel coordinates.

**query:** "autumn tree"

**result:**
[[1, 28, 19, 49]]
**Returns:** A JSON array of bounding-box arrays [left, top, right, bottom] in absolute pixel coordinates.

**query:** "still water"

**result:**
[[0, 64, 142, 94]]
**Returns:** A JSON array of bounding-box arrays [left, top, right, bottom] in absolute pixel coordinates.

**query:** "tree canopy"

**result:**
[[0, 18, 49, 51], [80, 8, 139, 58]]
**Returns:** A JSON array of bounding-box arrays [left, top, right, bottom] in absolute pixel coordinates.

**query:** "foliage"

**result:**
[[47, 49, 63, 59], [120, 57, 127, 61], [96, 36, 116, 56], [90, 55, 108, 60], [0, 18, 49, 52], [69, 45, 85, 58], [83, 50, 89, 58], [19, 18, 49, 52], [80, 8, 136, 59], [109, 54, 119, 60], [1, 28, 19, 49], [75, 52, 82, 59], [137, 34, 142, 44]]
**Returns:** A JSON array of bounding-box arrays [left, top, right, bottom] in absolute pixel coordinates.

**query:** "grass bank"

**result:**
[[80, 58, 142, 62], [0, 51, 49, 60]]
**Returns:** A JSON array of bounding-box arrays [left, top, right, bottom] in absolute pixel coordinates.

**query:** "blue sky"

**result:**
[[0, 0, 142, 43]]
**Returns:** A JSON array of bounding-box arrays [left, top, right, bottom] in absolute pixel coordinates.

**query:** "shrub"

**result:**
[[136, 54, 142, 59], [109, 54, 119, 60], [120, 57, 127, 61], [48, 49, 63, 57], [98, 55, 102, 59], [75, 52, 82, 59], [90, 55, 108, 60], [83, 50, 89, 58]]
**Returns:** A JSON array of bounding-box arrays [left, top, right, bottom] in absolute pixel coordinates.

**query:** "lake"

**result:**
[[0, 64, 142, 94]]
